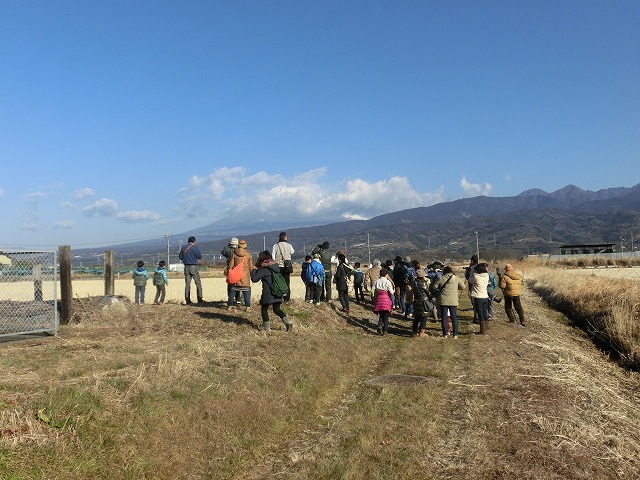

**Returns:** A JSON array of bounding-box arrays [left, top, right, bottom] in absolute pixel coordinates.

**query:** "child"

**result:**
[[301, 254, 313, 302], [373, 268, 395, 335], [132, 260, 149, 305], [250, 250, 293, 335], [353, 262, 365, 303], [153, 260, 168, 305], [305, 254, 325, 305]]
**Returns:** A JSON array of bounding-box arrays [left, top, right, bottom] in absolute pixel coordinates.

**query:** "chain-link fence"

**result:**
[[0, 250, 58, 337]]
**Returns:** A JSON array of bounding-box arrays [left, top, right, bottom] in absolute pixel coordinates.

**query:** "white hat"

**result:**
[[230, 237, 239, 246]]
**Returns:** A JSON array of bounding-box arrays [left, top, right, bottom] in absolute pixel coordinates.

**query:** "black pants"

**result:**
[[282, 271, 291, 301], [261, 302, 286, 324], [504, 295, 525, 324], [321, 272, 332, 301]]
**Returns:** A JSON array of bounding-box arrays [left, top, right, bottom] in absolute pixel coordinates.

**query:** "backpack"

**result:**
[[153, 271, 165, 286], [269, 270, 289, 298], [354, 269, 364, 284]]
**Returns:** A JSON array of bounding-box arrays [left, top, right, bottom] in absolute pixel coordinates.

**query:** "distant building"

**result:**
[[559, 243, 615, 255]]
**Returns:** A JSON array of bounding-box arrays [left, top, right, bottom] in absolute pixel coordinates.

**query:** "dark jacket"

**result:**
[[251, 260, 283, 305], [179, 243, 202, 265], [221, 244, 236, 267], [334, 263, 352, 291]]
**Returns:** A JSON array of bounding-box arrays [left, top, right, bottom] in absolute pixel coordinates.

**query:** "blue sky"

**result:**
[[1, 0, 639, 249]]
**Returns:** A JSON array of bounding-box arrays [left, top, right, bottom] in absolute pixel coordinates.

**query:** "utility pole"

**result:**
[[164, 234, 172, 268], [475, 230, 480, 260]]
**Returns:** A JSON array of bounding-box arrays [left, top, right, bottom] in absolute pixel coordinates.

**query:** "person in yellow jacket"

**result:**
[[498, 264, 525, 326]]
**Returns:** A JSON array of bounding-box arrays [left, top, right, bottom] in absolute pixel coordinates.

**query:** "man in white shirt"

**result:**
[[272, 231, 295, 302]]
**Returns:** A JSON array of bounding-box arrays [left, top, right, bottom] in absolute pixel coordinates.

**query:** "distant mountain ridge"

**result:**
[[77, 184, 640, 262]]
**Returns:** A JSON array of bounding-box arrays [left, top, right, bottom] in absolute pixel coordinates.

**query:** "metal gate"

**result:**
[[0, 250, 58, 337]]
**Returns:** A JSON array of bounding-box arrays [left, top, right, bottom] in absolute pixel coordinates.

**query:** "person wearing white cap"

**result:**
[[222, 237, 239, 301]]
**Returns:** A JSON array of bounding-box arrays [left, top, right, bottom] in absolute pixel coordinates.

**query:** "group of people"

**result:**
[[131, 234, 526, 338]]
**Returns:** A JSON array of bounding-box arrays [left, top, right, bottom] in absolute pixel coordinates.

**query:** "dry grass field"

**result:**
[[1, 265, 639, 479]]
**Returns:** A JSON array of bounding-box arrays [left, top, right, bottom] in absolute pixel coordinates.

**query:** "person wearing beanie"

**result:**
[[271, 231, 295, 302], [179, 236, 203, 304], [132, 260, 149, 305], [227, 240, 253, 311]]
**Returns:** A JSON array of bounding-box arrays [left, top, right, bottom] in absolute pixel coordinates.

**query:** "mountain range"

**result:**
[[76, 184, 640, 264]]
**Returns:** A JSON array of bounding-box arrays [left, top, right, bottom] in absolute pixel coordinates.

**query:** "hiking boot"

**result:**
[[283, 316, 293, 332]]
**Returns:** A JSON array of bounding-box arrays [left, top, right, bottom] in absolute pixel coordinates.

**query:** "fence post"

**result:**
[[104, 250, 115, 296], [59, 245, 72, 325], [33, 263, 43, 301]]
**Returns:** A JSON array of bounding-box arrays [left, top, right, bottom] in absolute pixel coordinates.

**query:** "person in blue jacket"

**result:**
[[153, 260, 169, 305], [132, 260, 149, 304], [179, 236, 203, 304]]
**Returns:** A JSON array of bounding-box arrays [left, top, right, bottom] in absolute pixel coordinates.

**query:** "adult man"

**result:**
[[179, 236, 203, 305], [498, 264, 525, 326], [272, 232, 295, 302], [312, 241, 332, 302]]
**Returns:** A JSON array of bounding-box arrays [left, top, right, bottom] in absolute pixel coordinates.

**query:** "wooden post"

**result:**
[[59, 245, 72, 324], [104, 250, 115, 296]]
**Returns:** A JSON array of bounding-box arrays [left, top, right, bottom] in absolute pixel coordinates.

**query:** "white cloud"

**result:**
[[83, 198, 118, 217], [21, 221, 41, 231], [73, 187, 96, 200], [178, 168, 445, 225], [53, 220, 76, 229], [25, 191, 46, 202], [60, 201, 80, 212], [460, 177, 492, 197], [116, 210, 162, 223], [0, 187, 4, 198]]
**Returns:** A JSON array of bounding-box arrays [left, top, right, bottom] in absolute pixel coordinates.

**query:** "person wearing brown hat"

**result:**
[[227, 240, 253, 311], [222, 237, 240, 302], [498, 264, 525, 326]]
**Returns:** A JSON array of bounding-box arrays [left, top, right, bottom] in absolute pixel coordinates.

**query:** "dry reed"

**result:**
[[527, 266, 640, 369]]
